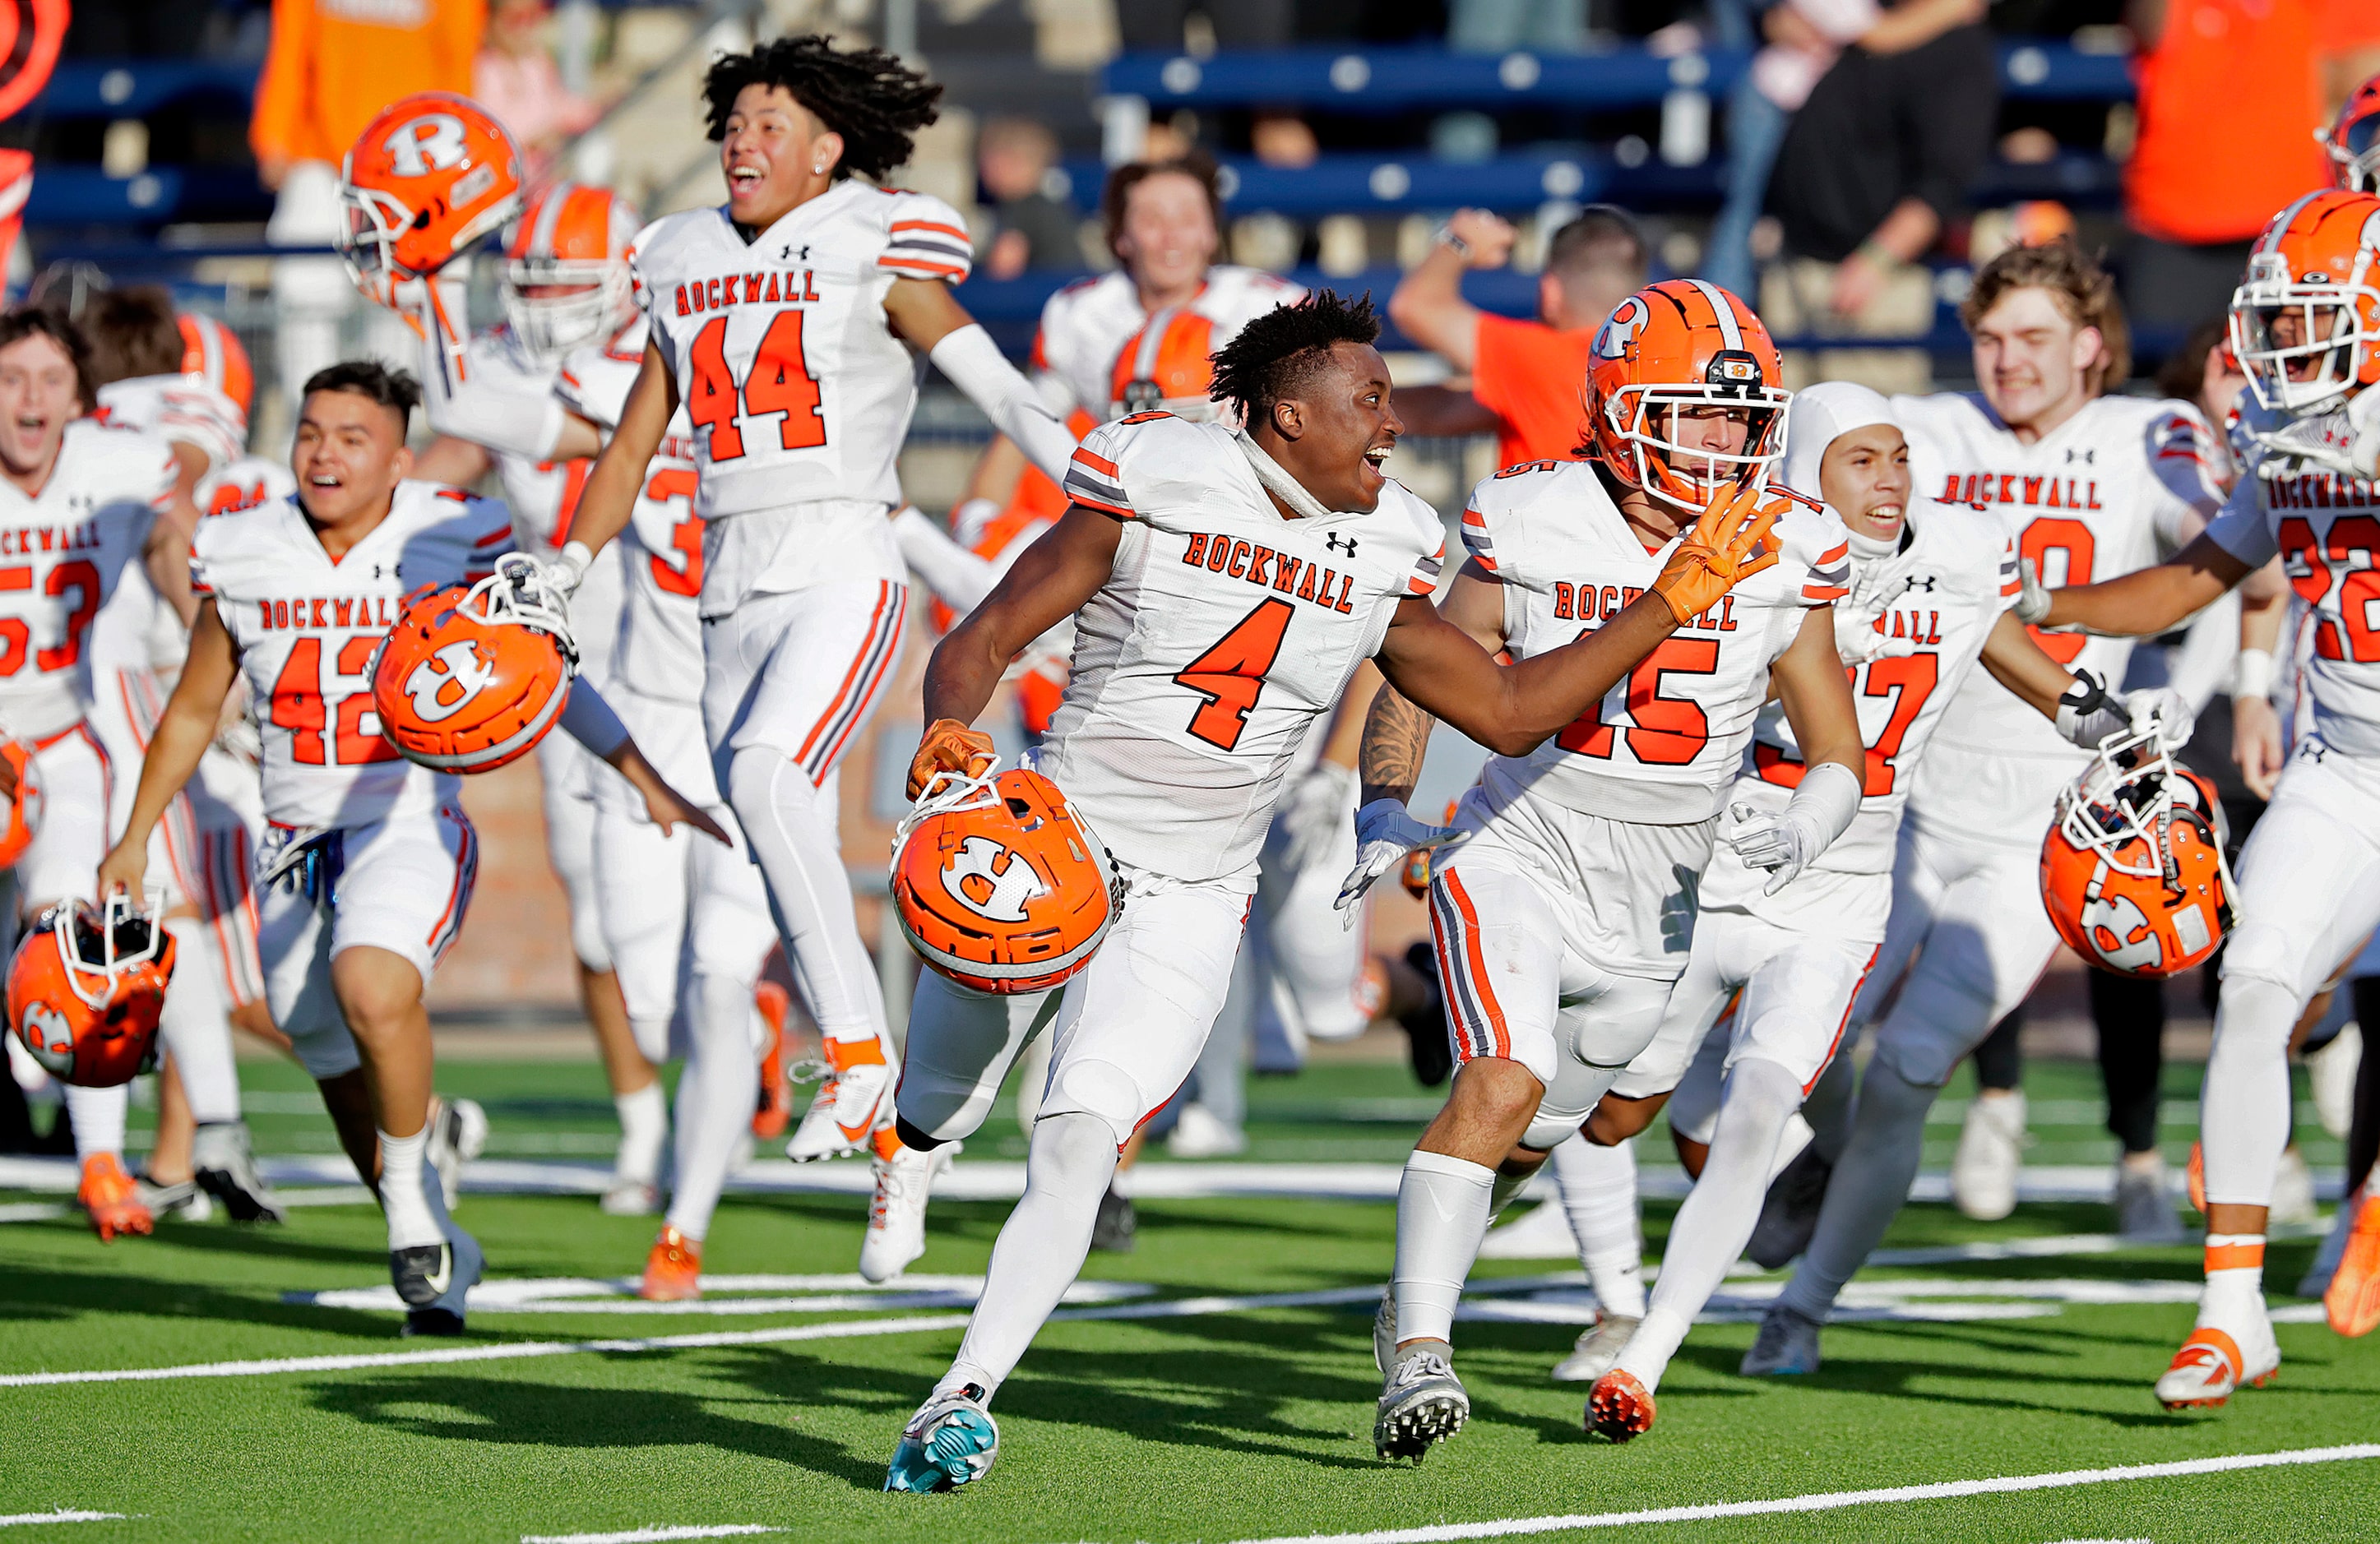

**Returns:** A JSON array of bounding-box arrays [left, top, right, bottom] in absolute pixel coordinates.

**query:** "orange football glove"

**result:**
[[908, 718, 997, 799], [1649, 482, 1784, 626]]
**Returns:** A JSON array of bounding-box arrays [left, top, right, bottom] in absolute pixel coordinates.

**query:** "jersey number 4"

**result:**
[[271, 636, 401, 766], [1175, 598, 1292, 751], [687, 311, 826, 462]]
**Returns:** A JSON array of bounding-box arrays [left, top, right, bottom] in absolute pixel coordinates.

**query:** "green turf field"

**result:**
[[3, 1053, 2375, 1543]]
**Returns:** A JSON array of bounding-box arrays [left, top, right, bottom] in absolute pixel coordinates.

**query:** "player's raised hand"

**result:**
[[1336, 799, 1461, 926], [1650, 483, 1782, 626], [2010, 557, 2053, 625], [1831, 591, 1918, 666], [909, 718, 997, 800]]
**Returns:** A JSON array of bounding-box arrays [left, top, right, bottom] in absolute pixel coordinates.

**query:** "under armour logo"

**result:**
[[939, 836, 1048, 922], [778, 244, 811, 261], [2065, 448, 2096, 465], [1901, 575, 1938, 594], [1326, 533, 1358, 557]]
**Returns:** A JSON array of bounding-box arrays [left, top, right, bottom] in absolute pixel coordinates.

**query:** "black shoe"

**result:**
[[391, 1242, 456, 1308], [193, 1121, 286, 1224], [1090, 1186, 1137, 1253], [401, 1308, 466, 1338], [1746, 1146, 1833, 1269], [1396, 941, 1452, 1088]]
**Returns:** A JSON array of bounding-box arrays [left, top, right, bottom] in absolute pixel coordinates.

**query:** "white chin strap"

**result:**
[[1233, 429, 1344, 522]]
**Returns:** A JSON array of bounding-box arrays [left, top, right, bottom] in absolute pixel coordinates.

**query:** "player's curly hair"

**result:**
[[1961, 236, 2132, 394], [701, 35, 942, 183], [1208, 289, 1381, 423]]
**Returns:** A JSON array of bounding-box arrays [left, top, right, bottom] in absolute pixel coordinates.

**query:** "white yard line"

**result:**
[[0, 1513, 123, 1529], [1222, 1444, 2380, 1544], [520, 1528, 782, 1543]]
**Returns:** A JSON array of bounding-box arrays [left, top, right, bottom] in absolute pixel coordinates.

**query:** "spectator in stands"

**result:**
[[2122, 0, 2327, 335], [978, 118, 1081, 280], [250, 0, 483, 432], [475, 0, 600, 183], [1757, 5, 1995, 392], [1117, 0, 1316, 170], [1702, 0, 1987, 300], [1387, 205, 1647, 468]]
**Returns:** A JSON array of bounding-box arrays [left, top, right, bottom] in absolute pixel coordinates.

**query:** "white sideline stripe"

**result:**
[[0, 1512, 123, 1528], [520, 1527, 780, 1543], [1222, 1445, 2380, 1544]]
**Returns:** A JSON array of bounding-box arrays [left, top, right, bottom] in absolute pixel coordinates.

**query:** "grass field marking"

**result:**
[[1222, 1443, 2380, 1543], [0, 1510, 123, 1528], [518, 1526, 782, 1542]]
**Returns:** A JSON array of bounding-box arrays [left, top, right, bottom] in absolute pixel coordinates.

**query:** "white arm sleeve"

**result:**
[[893, 506, 1004, 613], [558, 678, 630, 761], [930, 323, 1078, 485], [419, 327, 568, 461]]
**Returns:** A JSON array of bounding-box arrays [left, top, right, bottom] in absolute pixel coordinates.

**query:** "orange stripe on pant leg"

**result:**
[[1442, 871, 1511, 1060], [1805, 943, 1882, 1096], [1426, 885, 1483, 1064], [812, 586, 907, 779], [794, 581, 894, 770]]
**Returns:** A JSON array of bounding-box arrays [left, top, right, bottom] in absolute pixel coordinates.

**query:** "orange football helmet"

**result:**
[[2229, 189, 2380, 418], [502, 182, 641, 362], [891, 761, 1121, 995], [370, 554, 576, 773], [339, 92, 523, 303], [7, 895, 176, 1087], [0, 733, 41, 870], [2040, 728, 2235, 979], [1586, 279, 1790, 515], [2323, 73, 2380, 193], [178, 312, 254, 418], [1109, 305, 1220, 419]]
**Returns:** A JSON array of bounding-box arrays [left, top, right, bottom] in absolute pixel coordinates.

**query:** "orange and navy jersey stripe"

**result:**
[[1063, 446, 1134, 519], [1802, 539, 1851, 603], [1997, 539, 2023, 600], [1410, 539, 1447, 595], [880, 215, 975, 283]]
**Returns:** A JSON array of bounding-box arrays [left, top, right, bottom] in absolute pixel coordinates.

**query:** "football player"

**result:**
[[0, 306, 196, 1239], [95, 361, 722, 1333], [1350, 280, 1864, 1462], [553, 39, 1081, 1227], [1578, 382, 2188, 1440], [2048, 189, 2380, 1400], [880, 289, 1784, 1491]]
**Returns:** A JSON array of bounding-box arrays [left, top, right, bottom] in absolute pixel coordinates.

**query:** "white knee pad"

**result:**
[[1040, 1056, 1147, 1148]]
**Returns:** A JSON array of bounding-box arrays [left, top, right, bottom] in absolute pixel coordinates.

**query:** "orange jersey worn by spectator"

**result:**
[[250, 0, 485, 171], [1471, 312, 1597, 469], [2126, 0, 2327, 246]]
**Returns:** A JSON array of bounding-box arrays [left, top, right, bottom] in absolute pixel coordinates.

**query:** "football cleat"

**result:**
[[137, 1176, 213, 1223], [2300, 1190, 2358, 1298], [2325, 1181, 2380, 1338], [1166, 1101, 1246, 1159], [751, 977, 792, 1140], [1371, 1286, 1397, 1377], [600, 1176, 661, 1217], [1949, 1090, 2025, 1223], [425, 1093, 488, 1210], [2113, 1161, 2184, 1243], [1090, 1184, 1136, 1253], [860, 1136, 955, 1284], [1740, 1302, 1823, 1376], [2155, 1317, 2279, 1409], [785, 1034, 892, 1163], [1551, 1312, 1641, 1384], [1747, 1145, 1831, 1269], [192, 1120, 286, 1224], [1374, 1349, 1469, 1463], [77, 1153, 153, 1241], [395, 1223, 484, 1338], [1586, 1368, 1656, 1441], [640, 1225, 703, 1302], [885, 1385, 999, 1493]]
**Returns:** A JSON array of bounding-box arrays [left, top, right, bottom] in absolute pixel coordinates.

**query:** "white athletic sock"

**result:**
[[727, 748, 888, 1050], [63, 1083, 127, 1161], [614, 1079, 669, 1187], [1780, 1056, 1936, 1322], [1622, 1058, 1805, 1393], [158, 918, 240, 1124], [665, 973, 764, 1243], [1553, 1134, 1645, 1319], [377, 1126, 442, 1250], [1392, 1149, 1497, 1348], [938, 1111, 1118, 1403], [2202, 1232, 2267, 1324], [2201, 978, 2298, 1209]]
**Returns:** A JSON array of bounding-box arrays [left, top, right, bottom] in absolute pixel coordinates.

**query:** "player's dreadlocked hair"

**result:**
[[701, 35, 942, 183], [1208, 290, 1381, 423]]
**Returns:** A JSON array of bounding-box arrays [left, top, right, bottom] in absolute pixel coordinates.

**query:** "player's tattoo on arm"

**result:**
[[1359, 686, 1436, 808]]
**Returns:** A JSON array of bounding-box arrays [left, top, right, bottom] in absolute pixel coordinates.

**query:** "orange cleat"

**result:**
[[752, 978, 793, 1141], [77, 1153, 153, 1241], [1586, 1369, 1656, 1442], [785, 1033, 893, 1163], [2326, 1186, 2380, 1338], [640, 1225, 703, 1301], [2188, 1141, 2206, 1213]]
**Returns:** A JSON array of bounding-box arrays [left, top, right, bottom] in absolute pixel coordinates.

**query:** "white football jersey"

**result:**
[[1041, 413, 1444, 881], [1895, 392, 2217, 770], [198, 455, 295, 520], [94, 375, 245, 475], [0, 420, 172, 739], [1033, 266, 1305, 423], [555, 317, 703, 702], [629, 182, 970, 520], [1730, 502, 2020, 874], [1461, 460, 1850, 825], [192, 483, 512, 830], [458, 326, 590, 555], [2207, 396, 2380, 756]]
